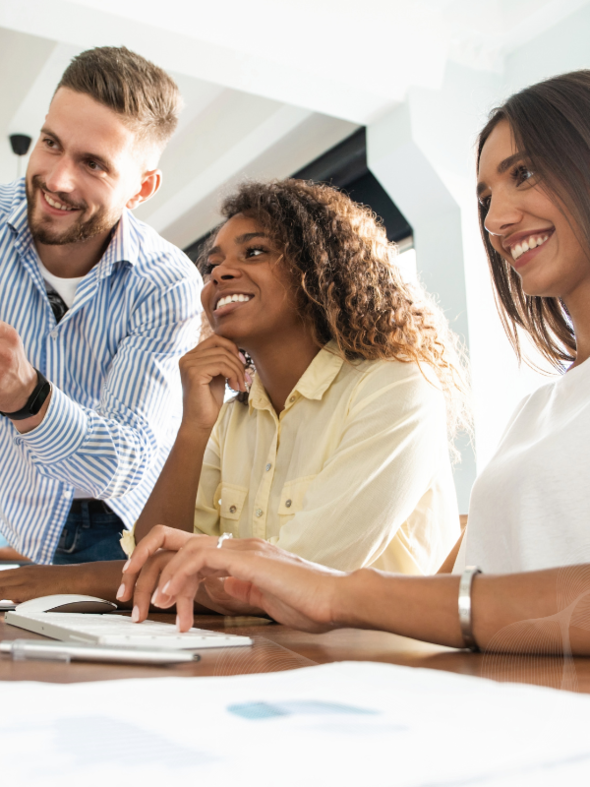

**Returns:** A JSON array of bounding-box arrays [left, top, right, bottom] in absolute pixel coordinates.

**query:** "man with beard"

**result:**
[[0, 47, 201, 565]]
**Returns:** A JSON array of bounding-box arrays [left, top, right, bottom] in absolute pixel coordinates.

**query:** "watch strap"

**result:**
[[0, 369, 51, 421]]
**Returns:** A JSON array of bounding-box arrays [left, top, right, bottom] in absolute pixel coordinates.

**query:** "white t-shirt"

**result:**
[[455, 356, 590, 574], [36, 257, 87, 499], [36, 257, 84, 308]]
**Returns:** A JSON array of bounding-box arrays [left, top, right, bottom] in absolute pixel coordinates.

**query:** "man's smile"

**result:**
[[40, 189, 82, 215]]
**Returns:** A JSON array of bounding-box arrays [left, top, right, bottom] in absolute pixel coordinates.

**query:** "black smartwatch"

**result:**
[[0, 369, 52, 421]]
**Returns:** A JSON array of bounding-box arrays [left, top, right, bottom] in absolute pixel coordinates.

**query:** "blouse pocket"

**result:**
[[277, 475, 317, 526], [217, 484, 249, 536]]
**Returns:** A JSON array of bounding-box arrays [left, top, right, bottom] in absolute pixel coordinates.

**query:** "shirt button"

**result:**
[[289, 395, 296, 403], [229, 505, 237, 514], [285, 499, 292, 508], [255, 508, 263, 518], [265, 463, 272, 472]]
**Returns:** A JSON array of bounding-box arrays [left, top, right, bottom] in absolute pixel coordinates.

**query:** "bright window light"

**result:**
[[396, 247, 417, 284]]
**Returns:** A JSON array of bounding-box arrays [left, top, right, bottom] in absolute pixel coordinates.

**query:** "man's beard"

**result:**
[[26, 175, 119, 246]]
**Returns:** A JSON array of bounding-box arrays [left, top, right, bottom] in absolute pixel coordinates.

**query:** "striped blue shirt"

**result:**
[[0, 180, 202, 563]]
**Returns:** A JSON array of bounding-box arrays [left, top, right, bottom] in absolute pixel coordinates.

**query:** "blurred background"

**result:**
[[0, 0, 587, 511]]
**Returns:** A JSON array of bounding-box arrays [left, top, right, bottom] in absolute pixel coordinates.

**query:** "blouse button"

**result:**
[[285, 499, 292, 508], [229, 505, 237, 514], [255, 508, 263, 517], [289, 395, 296, 403], [265, 463, 272, 472]]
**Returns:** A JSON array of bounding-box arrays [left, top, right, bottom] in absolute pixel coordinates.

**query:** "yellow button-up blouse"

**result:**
[[194, 344, 459, 574]]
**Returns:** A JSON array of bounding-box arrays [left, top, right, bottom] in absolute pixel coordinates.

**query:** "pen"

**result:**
[[0, 639, 201, 665]]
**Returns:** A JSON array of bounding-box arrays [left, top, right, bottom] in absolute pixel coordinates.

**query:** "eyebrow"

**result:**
[[208, 232, 269, 257], [40, 126, 112, 172], [235, 232, 268, 244], [476, 152, 526, 196]]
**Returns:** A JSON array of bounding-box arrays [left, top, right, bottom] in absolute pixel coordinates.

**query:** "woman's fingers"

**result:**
[[186, 334, 242, 356], [129, 550, 176, 622], [170, 546, 342, 631], [224, 577, 262, 607], [174, 578, 200, 632], [181, 341, 248, 393], [157, 543, 271, 603], [117, 526, 196, 602], [182, 353, 246, 393], [151, 540, 229, 606]]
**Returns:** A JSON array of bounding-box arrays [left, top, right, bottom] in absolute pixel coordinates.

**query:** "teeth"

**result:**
[[510, 234, 549, 261], [44, 193, 75, 211], [215, 293, 252, 310]]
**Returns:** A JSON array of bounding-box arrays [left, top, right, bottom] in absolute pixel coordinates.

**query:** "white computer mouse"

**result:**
[[15, 594, 117, 614]]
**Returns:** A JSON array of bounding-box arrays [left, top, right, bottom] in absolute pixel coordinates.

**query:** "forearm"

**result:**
[[17, 386, 161, 498], [335, 567, 586, 653], [68, 561, 128, 604], [0, 561, 125, 605], [134, 425, 211, 541], [335, 570, 464, 647]]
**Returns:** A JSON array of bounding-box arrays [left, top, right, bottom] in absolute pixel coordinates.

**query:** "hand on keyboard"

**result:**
[[118, 526, 267, 630]]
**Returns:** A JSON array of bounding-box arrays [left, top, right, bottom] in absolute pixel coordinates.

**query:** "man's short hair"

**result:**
[[56, 46, 182, 152]]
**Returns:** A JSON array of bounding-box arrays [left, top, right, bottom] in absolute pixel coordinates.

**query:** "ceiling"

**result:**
[[0, 0, 587, 247]]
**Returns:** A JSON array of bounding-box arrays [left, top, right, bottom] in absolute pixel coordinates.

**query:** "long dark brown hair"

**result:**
[[476, 71, 590, 371], [199, 179, 470, 438]]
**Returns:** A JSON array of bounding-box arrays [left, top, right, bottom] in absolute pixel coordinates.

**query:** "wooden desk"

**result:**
[[3, 610, 590, 692]]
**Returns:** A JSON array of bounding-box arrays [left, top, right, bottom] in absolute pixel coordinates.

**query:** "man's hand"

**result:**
[[0, 546, 30, 562], [0, 321, 51, 432], [0, 561, 127, 604], [0, 322, 38, 412], [0, 564, 82, 603]]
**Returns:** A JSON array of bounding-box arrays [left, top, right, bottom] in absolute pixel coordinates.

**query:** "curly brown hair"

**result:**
[[199, 179, 470, 438]]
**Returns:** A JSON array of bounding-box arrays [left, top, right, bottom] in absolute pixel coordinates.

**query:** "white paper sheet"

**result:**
[[2, 660, 590, 786]]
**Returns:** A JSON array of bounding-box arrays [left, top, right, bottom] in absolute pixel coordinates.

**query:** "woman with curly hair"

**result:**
[[109, 178, 467, 615], [0, 179, 467, 609]]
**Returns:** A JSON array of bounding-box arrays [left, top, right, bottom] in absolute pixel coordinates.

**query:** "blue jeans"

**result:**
[[53, 501, 128, 564]]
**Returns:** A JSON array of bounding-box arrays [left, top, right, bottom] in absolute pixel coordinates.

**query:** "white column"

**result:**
[[367, 63, 545, 512]]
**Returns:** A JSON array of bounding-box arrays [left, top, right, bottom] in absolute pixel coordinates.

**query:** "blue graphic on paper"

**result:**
[[227, 700, 378, 721]]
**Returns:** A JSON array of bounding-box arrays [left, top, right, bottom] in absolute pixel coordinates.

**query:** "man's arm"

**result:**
[[10, 274, 201, 500], [0, 562, 126, 605]]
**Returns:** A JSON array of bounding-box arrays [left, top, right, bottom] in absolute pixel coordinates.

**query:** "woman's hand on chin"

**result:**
[[178, 334, 250, 434]]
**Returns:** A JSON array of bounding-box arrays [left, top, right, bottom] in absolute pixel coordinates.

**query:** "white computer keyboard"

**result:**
[[5, 611, 253, 650]]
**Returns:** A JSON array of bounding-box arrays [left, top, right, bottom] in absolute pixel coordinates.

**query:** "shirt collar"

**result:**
[[7, 190, 139, 279], [7, 187, 29, 237], [248, 341, 344, 413], [98, 210, 140, 278]]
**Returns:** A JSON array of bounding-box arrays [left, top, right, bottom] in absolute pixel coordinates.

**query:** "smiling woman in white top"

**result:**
[[116, 70, 590, 655]]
